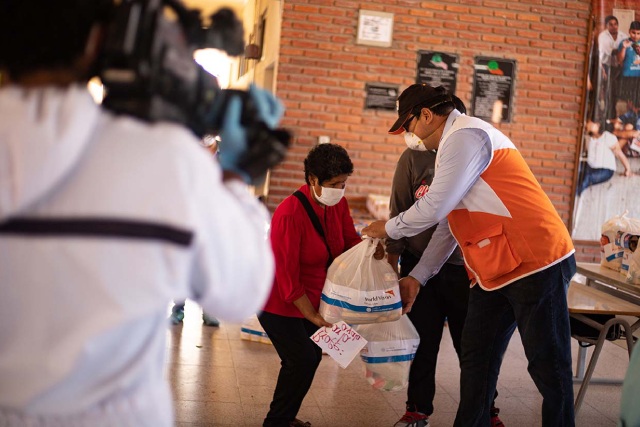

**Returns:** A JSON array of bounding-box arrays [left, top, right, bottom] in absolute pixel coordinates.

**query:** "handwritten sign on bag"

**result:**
[[310, 321, 367, 368]]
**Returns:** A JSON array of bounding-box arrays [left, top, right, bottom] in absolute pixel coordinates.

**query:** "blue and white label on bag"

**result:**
[[360, 339, 420, 364], [321, 280, 402, 312], [603, 243, 622, 262]]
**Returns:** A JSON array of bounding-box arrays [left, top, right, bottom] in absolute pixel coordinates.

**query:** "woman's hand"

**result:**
[[309, 312, 332, 328], [373, 241, 385, 260], [292, 294, 332, 328]]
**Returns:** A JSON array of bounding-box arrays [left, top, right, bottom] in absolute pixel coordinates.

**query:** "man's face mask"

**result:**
[[404, 132, 427, 151], [402, 114, 427, 151]]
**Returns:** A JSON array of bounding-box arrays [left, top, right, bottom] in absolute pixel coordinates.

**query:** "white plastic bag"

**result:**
[[240, 314, 272, 345], [627, 240, 640, 285], [601, 212, 629, 271], [619, 230, 640, 275], [319, 238, 402, 324], [354, 315, 420, 391], [601, 212, 640, 273]]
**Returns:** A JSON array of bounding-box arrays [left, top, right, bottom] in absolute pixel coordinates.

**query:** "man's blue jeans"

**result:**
[[454, 255, 576, 427], [577, 164, 614, 196]]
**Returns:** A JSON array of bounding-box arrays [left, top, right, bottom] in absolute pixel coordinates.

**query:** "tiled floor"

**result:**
[[166, 300, 630, 426]]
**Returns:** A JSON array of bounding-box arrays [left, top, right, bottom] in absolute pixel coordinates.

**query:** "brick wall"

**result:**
[[269, 0, 599, 260]]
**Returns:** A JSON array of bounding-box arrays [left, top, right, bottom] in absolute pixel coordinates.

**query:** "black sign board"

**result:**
[[471, 57, 516, 123], [416, 51, 459, 93], [365, 83, 399, 110]]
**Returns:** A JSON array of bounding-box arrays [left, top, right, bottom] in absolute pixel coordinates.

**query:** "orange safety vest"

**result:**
[[438, 115, 575, 290]]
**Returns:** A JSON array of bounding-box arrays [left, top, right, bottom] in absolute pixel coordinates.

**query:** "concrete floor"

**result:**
[[165, 300, 630, 426]]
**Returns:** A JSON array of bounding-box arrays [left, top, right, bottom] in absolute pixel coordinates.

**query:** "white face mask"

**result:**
[[404, 132, 427, 151], [313, 185, 345, 206]]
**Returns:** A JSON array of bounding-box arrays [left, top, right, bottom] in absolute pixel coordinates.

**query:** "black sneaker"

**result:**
[[289, 419, 311, 427]]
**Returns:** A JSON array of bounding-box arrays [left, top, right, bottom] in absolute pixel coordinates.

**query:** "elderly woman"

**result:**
[[259, 143, 381, 427]]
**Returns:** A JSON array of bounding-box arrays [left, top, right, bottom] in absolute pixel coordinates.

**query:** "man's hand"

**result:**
[[217, 95, 250, 182], [399, 276, 421, 314], [362, 220, 389, 239], [248, 84, 284, 128]]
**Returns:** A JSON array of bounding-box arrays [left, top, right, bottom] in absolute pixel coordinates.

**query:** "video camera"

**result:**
[[98, 0, 290, 183]]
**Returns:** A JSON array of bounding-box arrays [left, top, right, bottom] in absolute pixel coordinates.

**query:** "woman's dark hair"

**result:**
[[303, 143, 354, 185], [0, 0, 114, 78]]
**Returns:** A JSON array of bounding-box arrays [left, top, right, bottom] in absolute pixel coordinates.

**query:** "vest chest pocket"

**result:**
[[463, 223, 522, 282]]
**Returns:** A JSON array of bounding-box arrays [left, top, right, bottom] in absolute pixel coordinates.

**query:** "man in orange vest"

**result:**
[[363, 84, 576, 427]]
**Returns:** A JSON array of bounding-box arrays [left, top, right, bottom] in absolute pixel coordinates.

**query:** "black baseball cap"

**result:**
[[388, 84, 454, 135]]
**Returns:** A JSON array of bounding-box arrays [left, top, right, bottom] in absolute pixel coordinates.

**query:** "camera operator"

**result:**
[[0, 1, 281, 425]]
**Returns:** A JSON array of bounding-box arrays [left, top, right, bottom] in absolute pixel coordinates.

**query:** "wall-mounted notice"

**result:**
[[416, 51, 459, 94], [471, 57, 516, 124], [356, 10, 394, 48], [365, 83, 399, 111]]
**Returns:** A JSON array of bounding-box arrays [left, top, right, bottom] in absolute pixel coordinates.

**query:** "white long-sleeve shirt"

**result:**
[[0, 85, 274, 426], [598, 29, 628, 67], [386, 110, 492, 284]]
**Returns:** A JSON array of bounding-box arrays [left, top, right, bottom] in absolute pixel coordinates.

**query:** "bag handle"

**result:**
[[293, 190, 333, 269], [361, 235, 380, 257]]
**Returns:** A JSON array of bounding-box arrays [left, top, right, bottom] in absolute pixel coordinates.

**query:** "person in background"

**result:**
[[169, 300, 220, 326], [598, 15, 627, 120], [169, 137, 220, 328], [577, 118, 632, 196], [612, 99, 640, 133], [258, 143, 383, 427], [387, 145, 505, 427], [0, 1, 278, 425], [611, 100, 640, 158], [363, 83, 576, 426], [616, 21, 640, 119]]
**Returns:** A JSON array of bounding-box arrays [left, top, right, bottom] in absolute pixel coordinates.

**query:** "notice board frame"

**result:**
[[364, 83, 399, 111], [471, 57, 517, 124], [416, 50, 459, 94]]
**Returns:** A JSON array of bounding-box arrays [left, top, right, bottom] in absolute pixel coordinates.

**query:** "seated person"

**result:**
[[578, 118, 632, 196], [611, 100, 640, 156]]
